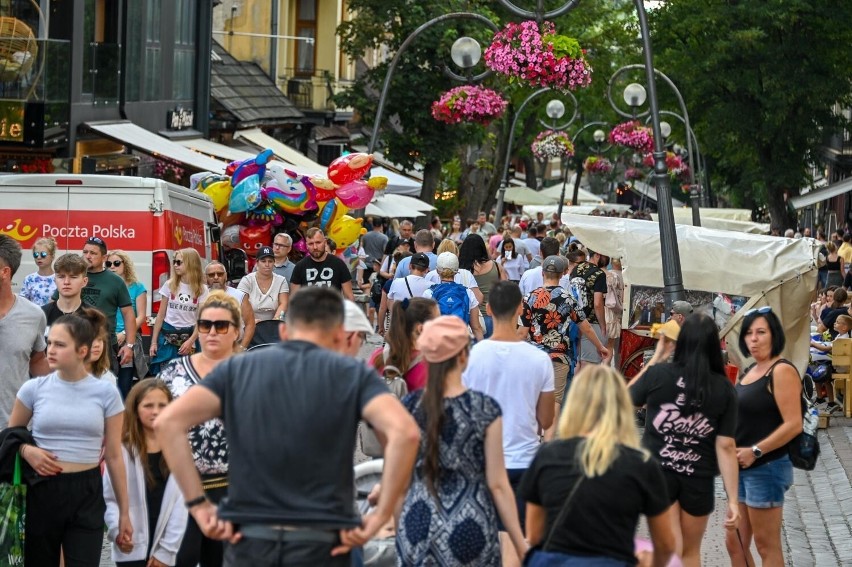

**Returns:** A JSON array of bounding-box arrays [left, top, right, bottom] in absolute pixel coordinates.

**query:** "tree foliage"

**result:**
[[649, 0, 852, 229]]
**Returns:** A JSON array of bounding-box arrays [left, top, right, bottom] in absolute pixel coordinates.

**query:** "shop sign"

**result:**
[[0, 101, 25, 142], [167, 107, 194, 131]]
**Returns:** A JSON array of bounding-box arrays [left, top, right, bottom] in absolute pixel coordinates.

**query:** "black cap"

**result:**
[[256, 246, 274, 261], [410, 252, 430, 269]]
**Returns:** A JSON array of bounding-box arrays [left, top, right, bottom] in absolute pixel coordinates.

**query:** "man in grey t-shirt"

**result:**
[[361, 219, 388, 265], [0, 235, 48, 423]]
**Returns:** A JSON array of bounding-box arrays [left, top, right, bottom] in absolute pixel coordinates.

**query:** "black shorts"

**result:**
[[663, 470, 715, 517]]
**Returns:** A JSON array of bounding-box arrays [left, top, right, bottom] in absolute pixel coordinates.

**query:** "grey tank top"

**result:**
[[473, 261, 500, 315]]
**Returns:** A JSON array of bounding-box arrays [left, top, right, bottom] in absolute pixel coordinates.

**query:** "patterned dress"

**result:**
[[397, 389, 502, 566]]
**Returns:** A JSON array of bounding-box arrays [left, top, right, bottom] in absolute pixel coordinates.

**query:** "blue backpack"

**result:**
[[430, 281, 470, 324]]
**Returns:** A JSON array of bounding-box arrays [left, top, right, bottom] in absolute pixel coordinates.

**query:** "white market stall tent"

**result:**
[[561, 213, 819, 372], [652, 209, 771, 234]]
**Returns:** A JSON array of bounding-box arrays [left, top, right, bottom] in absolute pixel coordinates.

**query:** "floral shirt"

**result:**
[[159, 356, 228, 475], [521, 285, 585, 364], [20, 273, 56, 306]]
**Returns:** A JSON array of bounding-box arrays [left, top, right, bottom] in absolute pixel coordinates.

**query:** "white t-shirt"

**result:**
[[500, 255, 529, 281], [462, 340, 554, 468], [237, 272, 289, 322], [523, 238, 542, 258], [424, 268, 480, 289], [422, 284, 480, 311], [159, 282, 209, 329], [224, 286, 247, 334], [519, 268, 572, 297], [388, 274, 432, 302]]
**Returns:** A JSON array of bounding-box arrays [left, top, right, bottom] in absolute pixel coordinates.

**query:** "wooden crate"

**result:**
[[819, 415, 830, 429]]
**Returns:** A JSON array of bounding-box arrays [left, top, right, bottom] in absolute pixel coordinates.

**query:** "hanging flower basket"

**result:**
[[531, 130, 575, 160], [642, 151, 691, 182], [483, 20, 592, 91], [608, 121, 654, 152], [624, 167, 645, 181], [583, 156, 613, 176], [431, 85, 508, 126]]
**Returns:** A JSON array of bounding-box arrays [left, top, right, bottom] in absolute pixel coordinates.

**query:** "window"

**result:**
[[295, 0, 316, 75], [144, 0, 162, 101], [172, 0, 196, 100], [125, 1, 143, 101]]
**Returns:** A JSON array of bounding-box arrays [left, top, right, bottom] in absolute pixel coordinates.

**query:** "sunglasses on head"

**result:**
[[86, 237, 105, 245], [173, 259, 183, 266], [197, 319, 234, 334], [33, 251, 48, 259], [105, 260, 122, 268], [744, 306, 772, 317]]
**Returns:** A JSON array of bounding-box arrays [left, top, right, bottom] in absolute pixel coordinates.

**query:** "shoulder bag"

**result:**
[[767, 359, 820, 471]]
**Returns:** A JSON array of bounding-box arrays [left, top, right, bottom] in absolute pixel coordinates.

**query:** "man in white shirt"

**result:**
[[518, 237, 561, 296], [463, 280, 554, 555], [387, 253, 432, 307], [522, 226, 542, 261], [510, 225, 532, 262], [206, 261, 255, 349]]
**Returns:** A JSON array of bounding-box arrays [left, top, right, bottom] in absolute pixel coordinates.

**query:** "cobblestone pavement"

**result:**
[[101, 337, 852, 566]]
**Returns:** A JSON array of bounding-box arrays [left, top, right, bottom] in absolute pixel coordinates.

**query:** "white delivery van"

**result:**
[[0, 174, 219, 335]]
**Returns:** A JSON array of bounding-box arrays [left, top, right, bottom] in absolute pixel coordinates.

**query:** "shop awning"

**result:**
[[85, 121, 228, 173], [790, 178, 852, 210], [371, 166, 422, 196], [235, 128, 326, 174], [176, 137, 257, 163]]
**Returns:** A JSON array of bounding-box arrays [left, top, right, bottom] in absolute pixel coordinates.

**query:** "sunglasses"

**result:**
[[86, 237, 105, 245], [197, 319, 235, 334], [173, 259, 183, 266], [33, 251, 48, 259], [105, 260, 122, 268], [743, 306, 772, 317], [206, 271, 226, 277]]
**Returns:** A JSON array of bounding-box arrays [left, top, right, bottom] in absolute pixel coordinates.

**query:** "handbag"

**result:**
[[132, 333, 149, 379], [767, 359, 820, 471], [0, 454, 26, 566], [522, 472, 584, 566]]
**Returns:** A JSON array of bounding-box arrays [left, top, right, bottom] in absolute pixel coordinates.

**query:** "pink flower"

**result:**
[[608, 121, 654, 152], [431, 86, 508, 126]]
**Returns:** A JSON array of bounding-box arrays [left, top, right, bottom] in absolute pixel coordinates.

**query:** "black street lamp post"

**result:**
[[564, 122, 611, 219]]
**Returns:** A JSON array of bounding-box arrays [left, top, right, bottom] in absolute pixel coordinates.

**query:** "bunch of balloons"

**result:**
[[190, 150, 387, 257]]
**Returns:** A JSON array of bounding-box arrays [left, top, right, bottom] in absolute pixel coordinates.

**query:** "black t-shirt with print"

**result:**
[[630, 363, 737, 478], [519, 438, 669, 564], [289, 254, 353, 291], [569, 261, 607, 323]]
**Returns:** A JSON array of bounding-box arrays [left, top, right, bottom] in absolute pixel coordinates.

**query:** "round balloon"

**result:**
[[327, 153, 373, 186], [201, 179, 233, 212], [221, 224, 241, 249], [231, 148, 274, 188]]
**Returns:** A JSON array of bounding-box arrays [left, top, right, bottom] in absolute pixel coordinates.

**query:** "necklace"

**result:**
[[58, 301, 82, 315]]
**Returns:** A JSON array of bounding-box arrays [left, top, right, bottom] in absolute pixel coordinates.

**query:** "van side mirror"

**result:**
[[223, 248, 247, 283]]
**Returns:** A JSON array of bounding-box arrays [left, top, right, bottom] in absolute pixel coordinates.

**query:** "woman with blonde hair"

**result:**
[[150, 248, 208, 374], [159, 291, 241, 567], [107, 249, 149, 397], [519, 365, 675, 566]]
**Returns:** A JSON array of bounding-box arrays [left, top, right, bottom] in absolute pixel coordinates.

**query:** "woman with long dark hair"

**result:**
[[459, 234, 506, 338], [396, 316, 527, 566], [368, 297, 439, 391], [725, 307, 802, 567], [629, 314, 739, 566]]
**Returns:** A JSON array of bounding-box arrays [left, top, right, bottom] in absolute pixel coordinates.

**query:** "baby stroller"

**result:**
[[354, 459, 396, 566]]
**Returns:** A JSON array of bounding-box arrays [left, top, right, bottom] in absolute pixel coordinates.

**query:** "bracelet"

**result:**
[[185, 495, 208, 509]]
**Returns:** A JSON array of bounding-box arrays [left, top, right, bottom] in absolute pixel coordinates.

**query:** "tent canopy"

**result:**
[[371, 166, 422, 196], [651, 209, 770, 234], [503, 185, 557, 206], [538, 182, 604, 205]]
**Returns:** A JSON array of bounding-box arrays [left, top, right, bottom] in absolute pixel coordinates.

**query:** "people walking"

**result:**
[[107, 250, 148, 396], [423, 252, 484, 341], [519, 365, 675, 567], [459, 234, 507, 339], [150, 248, 208, 374], [629, 314, 740, 566], [238, 245, 288, 347], [10, 307, 132, 566], [725, 307, 802, 567], [289, 227, 355, 299], [158, 291, 241, 567], [19, 236, 57, 306], [271, 232, 296, 283], [156, 287, 419, 566], [104, 378, 187, 567], [396, 316, 528, 566]]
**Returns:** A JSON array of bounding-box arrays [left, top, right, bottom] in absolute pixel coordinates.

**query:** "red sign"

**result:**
[[0, 210, 153, 250], [162, 211, 207, 256]]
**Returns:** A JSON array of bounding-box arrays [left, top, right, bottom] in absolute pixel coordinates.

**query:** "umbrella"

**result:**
[[502, 186, 557, 206], [380, 193, 435, 212], [366, 197, 426, 218]]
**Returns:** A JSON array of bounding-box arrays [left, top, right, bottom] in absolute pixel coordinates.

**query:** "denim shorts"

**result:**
[[738, 454, 793, 508]]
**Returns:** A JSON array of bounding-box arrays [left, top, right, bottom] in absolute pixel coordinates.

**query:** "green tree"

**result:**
[[649, 0, 852, 230]]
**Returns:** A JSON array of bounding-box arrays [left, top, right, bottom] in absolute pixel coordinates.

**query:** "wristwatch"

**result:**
[[752, 445, 763, 459], [124, 343, 135, 349]]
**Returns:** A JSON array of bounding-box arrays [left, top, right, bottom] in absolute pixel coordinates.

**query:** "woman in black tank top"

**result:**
[[726, 308, 802, 567]]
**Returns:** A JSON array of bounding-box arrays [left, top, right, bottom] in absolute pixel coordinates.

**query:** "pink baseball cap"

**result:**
[[416, 316, 470, 363]]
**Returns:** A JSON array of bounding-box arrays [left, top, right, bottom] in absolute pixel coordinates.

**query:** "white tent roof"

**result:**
[[651, 209, 770, 234], [503, 186, 557, 206], [371, 166, 422, 196], [538, 181, 604, 204], [176, 138, 257, 163]]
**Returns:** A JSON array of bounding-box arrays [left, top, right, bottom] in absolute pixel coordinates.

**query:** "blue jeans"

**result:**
[[483, 315, 494, 339], [117, 365, 136, 400], [738, 454, 793, 508]]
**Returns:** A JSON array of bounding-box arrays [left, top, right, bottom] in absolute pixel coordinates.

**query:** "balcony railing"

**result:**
[[0, 38, 70, 102], [279, 67, 354, 111]]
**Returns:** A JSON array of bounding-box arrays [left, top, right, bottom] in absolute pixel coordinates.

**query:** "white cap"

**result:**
[[344, 300, 374, 334], [436, 251, 459, 273]]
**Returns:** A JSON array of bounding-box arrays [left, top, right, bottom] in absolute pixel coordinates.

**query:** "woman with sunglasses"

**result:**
[[150, 248, 208, 374], [20, 236, 57, 306], [159, 291, 241, 567], [107, 250, 148, 397], [725, 306, 802, 567]]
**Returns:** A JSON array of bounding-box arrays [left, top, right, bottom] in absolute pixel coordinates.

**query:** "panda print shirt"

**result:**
[[159, 282, 209, 329]]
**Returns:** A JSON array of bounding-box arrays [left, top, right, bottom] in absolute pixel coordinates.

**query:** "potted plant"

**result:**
[[431, 85, 508, 126], [583, 156, 614, 176], [484, 20, 592, 90], [642, 151, 691, 182], [531, 130, 575, 160], [608, 121, 654, 152]]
